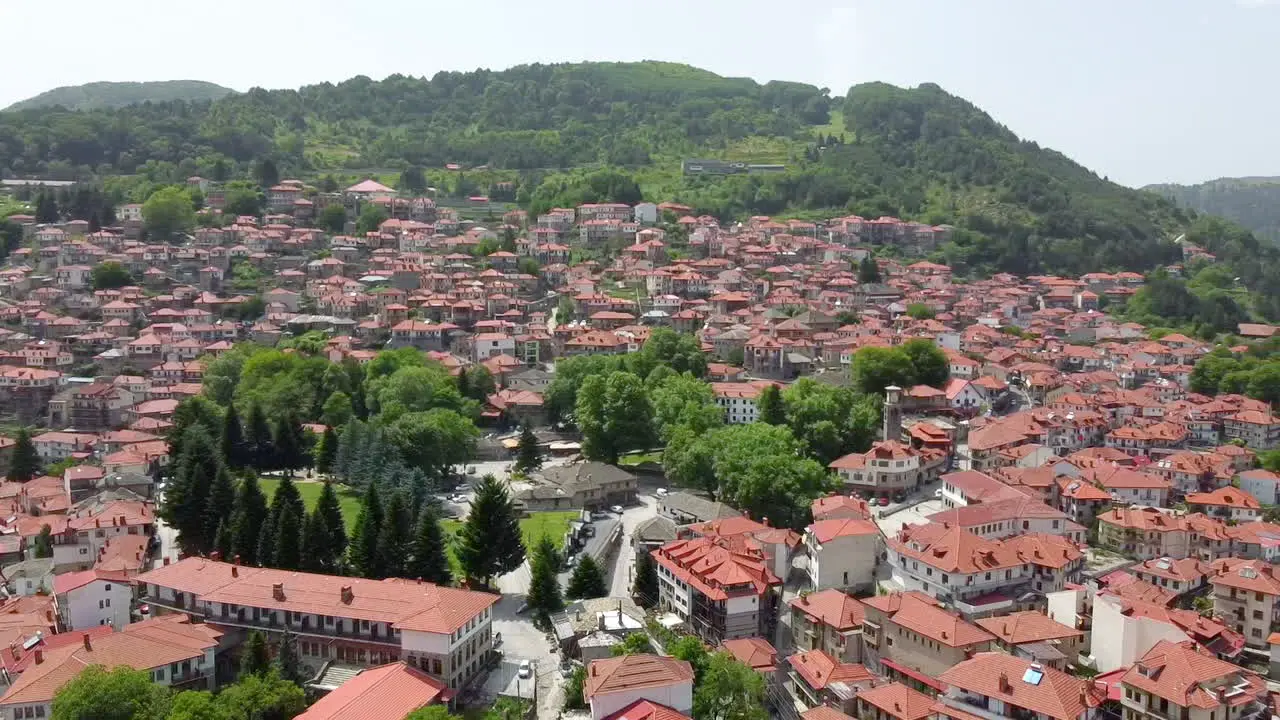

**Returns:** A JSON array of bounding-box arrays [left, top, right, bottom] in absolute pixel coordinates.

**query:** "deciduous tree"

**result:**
[[51, 666, 170, 720]]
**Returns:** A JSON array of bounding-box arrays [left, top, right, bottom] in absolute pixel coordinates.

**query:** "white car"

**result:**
[[655, 488, 668, 497], [610, 505, 624, 514], [934, 488, 944, 498], [518, 660, 532, 679]]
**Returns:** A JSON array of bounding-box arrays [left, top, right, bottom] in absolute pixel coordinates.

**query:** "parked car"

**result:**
[[877, 497, 890, 507], [610, 505, 624, 514], [518, 660, 532, 679], [934, 488, 944, 498], [655, 488, 668, 497]]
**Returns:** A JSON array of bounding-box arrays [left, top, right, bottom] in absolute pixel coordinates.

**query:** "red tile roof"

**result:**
[[135, 559, 497, 634], [789, 588, 865, 631], [603, 700, 692, 720], [786, 649, 874, 691], [1121, 640, 1265, 710], [857, 682, 936, 720], [719, 636, 777, 671], [585, 654, 694, 699], [939, 652, 1103, 720], [295, 661, 450, 720]]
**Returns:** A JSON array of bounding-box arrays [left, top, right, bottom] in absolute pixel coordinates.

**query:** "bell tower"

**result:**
[[883, 384, 902, 441]]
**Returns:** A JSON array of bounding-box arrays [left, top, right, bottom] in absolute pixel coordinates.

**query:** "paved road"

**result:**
[[606, 496, 659, 599]]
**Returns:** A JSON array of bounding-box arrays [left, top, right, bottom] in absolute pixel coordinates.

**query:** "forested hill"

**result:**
[[4, 80, 236, 112], [2, 61, 1279, 315], [1146, 177, 1280, 245]]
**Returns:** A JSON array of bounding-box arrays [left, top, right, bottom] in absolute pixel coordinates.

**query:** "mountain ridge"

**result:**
[[1, 60, 1278, 318], [1145, 176, 1280, 244], [5, 80, 236, 112]]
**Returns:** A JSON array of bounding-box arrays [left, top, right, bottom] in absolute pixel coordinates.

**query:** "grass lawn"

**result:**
[[618, 451, 663, 467], [256, 478, 575, 582], [440, 511, 578, 580], [257, 478, 363, 532]]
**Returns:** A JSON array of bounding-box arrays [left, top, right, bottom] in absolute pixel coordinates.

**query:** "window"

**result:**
[[104, 584, 111, 591]]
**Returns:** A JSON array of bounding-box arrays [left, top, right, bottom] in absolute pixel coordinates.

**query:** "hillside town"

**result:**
[[0, 177, 1278, 720]]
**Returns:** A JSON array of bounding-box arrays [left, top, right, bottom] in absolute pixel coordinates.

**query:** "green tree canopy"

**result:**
[[456, 475, 525, 587], [51, 666, 171, 720], [90, 261, 133, 290], [142, 186, 197, 242]]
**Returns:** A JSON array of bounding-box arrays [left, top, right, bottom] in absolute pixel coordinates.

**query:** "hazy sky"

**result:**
[[2, 0, 1276, 187]]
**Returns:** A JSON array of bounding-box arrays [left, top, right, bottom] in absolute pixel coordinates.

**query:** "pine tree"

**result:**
[[273, 414, 305, 478], [240, 630, 271, 677], [314, 426, 338, 474], [756, 385, 786, 426], [220, 404, 249, 469], [858, 255, 881, 284], [525, 534, 563, 625], [229, 474, 269, 566], [269, 475, 306, 528], [456, 475, 525, 588], [351, 482, 384, 578], [256, 516, 277, 568], [6, 428, 40, 483], [246, 403, 275, 471], [406, 508, 451, 585], [274, 626, 304, 685], [163, 426, 220, 553], [212, 519, 232, 559], [567, 554, 608, 599], [376, 491, 413, 578], [633, 552, 659, 608], [273, 503, 302, 571], [202, 464, 236, 553], [514, 424, 542, 473], [300, 510, 330, 572], [315, 481, 348, 562]]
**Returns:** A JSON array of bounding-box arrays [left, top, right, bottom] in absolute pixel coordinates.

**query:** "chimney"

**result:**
[[231, 565, 238, 578], [232, 554, 240, 566], [340, 585, 353, 604], [164, 557, 171, 566], [998, 672, 1011, 693], [272, 583, 285, 601], [82, 633, 91, 651], [210, 551, 221, 562], [34, 649, 43, 664]]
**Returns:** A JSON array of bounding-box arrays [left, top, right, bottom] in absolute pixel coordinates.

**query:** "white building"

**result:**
[[53, 569, 132, 630], [711, 381, 778, 425], [633, 203, 659, 225], [584, 654, 694, 720], [804, 518, 880, 593], [1239, 469, 1280, 506]]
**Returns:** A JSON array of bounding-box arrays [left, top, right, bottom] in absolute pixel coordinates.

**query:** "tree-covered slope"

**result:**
[[0, 62, 830, 177], [2, 65, 1278, 317], [5, 80, 235, 112], [1146, 177, 1280, 245]]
